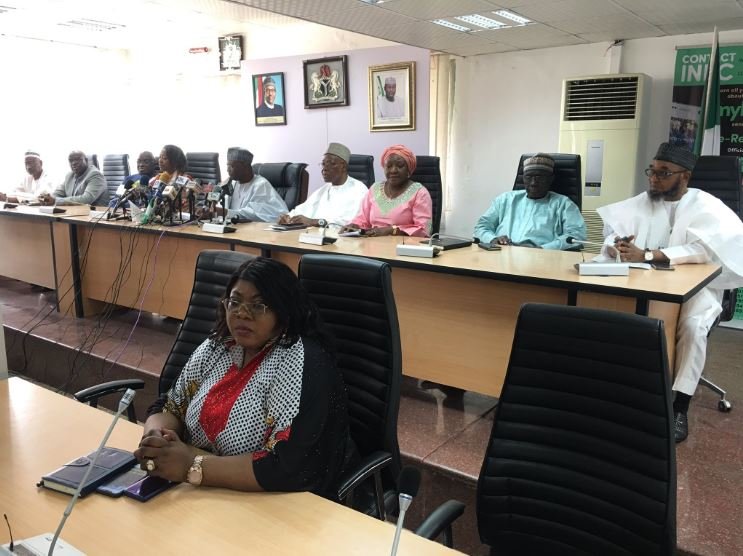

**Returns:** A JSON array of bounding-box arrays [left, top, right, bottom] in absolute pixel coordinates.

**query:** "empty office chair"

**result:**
[[186, 152, 221, 185], [102, 154, 130, 198], [410, 155, 443, 235], [513, 153, 582, 210], [689, 154, 741, 411], [299, 254, 402, 520], [88, 153, 99, 169], [348, 154, 375, 187], [417, 303, 677, 554], [75, 250, 253, 422], [252, 162, 309, 211]]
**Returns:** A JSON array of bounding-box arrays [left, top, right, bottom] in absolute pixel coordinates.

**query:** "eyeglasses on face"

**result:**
[[222, 298, 269, 318], [644, 168, 686, 179], [523, 174, 551, 184]]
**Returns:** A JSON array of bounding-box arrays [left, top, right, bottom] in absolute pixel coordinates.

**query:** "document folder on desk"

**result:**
[[39, 447, 136, 497]]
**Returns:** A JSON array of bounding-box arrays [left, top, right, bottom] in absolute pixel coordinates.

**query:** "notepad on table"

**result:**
[[39, 447, 137, 497]]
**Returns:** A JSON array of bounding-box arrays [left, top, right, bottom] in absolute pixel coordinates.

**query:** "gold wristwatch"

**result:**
[[187, 455, 204, 486]]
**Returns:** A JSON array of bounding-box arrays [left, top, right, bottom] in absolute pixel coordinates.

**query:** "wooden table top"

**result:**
[[0, 377, 459, 555], [59, 215, 721, 304]]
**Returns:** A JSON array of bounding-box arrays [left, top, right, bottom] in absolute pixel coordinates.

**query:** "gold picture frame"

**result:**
[[368, 61, 415, 132]]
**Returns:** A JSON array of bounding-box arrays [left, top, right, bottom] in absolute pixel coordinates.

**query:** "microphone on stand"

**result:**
[[566, 237, 620, 262], [45, 388, 137, 555], [390, 466, 421, 556]]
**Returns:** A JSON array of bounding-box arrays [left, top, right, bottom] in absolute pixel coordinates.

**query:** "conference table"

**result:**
[[1, 377, 459, 555], [0, 210, 722, 397]]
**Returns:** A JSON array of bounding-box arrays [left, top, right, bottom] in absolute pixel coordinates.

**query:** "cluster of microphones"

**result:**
[[107, 175, 235, 226]]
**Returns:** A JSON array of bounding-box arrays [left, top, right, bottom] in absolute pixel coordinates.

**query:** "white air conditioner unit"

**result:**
[[558, 73, 651, 249]]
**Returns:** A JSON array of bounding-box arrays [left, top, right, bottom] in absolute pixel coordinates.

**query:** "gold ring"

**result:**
[[146, 459, 156, 472]]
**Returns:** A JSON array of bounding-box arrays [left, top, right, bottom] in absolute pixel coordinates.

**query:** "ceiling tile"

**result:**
[[657, 17, 743, 36], [451, 42, 518, 57], [549, 13, 661, 35], [477, 24, 586, 48], [378, 0, 500, 20], [514, 0, 626, 22], [236, 0, 362, 17], [303, 5, 418, 33], [613, 0, 737, 13], [630, 5, 743, 25]]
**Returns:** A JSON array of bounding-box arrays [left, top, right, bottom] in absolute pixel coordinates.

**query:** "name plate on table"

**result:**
[[39, 205, 90, 216], [299, 233, 337, 246], [575, 262, 629, 276], [202, 222, 236, 234]]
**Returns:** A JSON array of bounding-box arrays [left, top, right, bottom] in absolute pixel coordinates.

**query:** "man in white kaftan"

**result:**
[[597, 142, 743, 442]]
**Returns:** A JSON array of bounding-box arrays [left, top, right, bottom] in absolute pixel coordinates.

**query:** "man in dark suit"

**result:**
[[256, 77, 284, 118]]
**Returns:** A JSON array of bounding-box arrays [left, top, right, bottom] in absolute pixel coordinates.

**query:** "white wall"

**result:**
[[444, 29, 743, 238], [240, 44, 430, 191], [0, 20, 403, 192]]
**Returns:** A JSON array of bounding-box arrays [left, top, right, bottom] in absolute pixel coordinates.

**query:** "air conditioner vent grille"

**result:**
[[564, 76, 639, 121]]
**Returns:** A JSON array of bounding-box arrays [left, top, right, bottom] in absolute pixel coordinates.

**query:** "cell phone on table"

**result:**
[[124, 475, 176, 502], [652, 262, 675, 271], [478, 242, 502, 251], [96, 465, 147, 497]]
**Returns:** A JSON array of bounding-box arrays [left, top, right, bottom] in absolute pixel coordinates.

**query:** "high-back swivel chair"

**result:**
[[513, 153, 582, 210], [689, 154, 741, 411], [74, 250, 254, 421], [417, 304, 677, 554]]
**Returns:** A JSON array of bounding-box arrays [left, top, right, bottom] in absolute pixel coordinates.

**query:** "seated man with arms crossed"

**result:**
[[221, 148, 287, 223], [474, 153, 586, 249], [1, 150, 55, 203], [39, 150, 108, 207], [597, 142, 743, 442], [278, 142, 367, 228]]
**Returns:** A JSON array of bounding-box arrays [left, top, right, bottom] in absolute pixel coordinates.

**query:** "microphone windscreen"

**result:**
[[397, 466, 421, 497], [159, 172, 172, 184], [124, 178, 135, 189]]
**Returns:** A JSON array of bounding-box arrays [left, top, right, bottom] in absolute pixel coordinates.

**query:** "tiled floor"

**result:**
[[2, 276, 742, 555]]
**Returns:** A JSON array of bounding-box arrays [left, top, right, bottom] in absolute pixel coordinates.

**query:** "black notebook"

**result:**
[[420, 236, 473, 250], [39, 447, 137, 497]]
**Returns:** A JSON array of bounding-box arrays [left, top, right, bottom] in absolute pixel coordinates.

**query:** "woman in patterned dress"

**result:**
[[134, 257, 354, 497], [340, 144, 432, 237]]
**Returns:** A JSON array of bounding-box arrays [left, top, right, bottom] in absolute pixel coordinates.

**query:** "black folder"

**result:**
[[39, 447, 137, 497], [420, 236, 473, 250]]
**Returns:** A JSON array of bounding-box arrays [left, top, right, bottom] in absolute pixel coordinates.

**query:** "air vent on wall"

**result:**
[[563, 76, 639, 121]]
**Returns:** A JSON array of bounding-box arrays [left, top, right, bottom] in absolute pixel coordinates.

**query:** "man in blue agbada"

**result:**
[[474, 153, 586, 249]]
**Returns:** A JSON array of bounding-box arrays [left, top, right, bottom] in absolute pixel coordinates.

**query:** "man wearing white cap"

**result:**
[[376, 77, 405, 119], [474, 153, 586, 249], [0, 151, 55, 203], [278, 142, 367, 227], [223, 148, 287, 222]]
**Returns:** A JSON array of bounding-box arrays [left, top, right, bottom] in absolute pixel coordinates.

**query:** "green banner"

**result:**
[[671, 45, 743, 155]]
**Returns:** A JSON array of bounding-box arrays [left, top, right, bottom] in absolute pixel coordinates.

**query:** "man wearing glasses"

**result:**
[[597, 142, 743, 442], [474, 153, 586, 249], [277, 142, 367, 228]]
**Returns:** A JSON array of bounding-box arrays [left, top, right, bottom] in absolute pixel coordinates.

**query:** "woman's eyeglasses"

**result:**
[[222, 298, 269, 318], [644, 168, 686, 179]]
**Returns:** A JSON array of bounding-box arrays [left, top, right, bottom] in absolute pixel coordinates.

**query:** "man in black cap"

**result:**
[[597, 142, 743, 442]]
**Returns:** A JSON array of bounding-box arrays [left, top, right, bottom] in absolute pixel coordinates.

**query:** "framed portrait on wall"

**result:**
[[252, 73, 286, 126], [368, 61, 415, 131], [218, 35, 243, 71], [303, 55, 349, 109]]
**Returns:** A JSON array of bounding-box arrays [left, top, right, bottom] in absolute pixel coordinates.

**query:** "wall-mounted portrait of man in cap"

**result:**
[[368, 61, 416, 132], [253, 73, 286, 126]]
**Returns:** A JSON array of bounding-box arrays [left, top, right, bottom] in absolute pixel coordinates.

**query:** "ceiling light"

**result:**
[[455, 14, 508, 30], [58, 18, 126, 32], [360, 0, 385, 4], [431, 19, 471, 32], [493, 10, 531, 26]]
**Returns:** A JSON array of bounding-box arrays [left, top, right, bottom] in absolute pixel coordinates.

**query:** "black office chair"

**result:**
[[102, 154, 130, 199], [348, 154, 375, 187], [298, 254, 402, 520], [410, 155, 443, 235], [689, 155, 741, 411], [186, 152, 221, 185], [417, 303, 677, 554], [88, 154, 99, 169], [74, 250, 254, 422], [513, 153, 582, 210], [252, 162, 309, 211]]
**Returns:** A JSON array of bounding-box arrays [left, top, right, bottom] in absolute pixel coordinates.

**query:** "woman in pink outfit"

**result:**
[[341, 145, 432, 237]]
